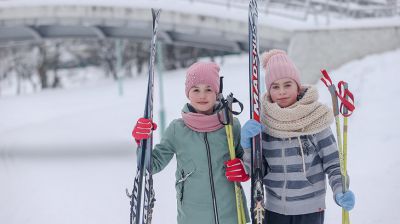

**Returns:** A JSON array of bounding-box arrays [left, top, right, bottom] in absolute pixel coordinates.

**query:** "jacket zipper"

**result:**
[[204, 133, 220, 224]]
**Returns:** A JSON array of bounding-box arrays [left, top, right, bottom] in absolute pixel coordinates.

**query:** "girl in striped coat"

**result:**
[[241, 49, 355, 224]]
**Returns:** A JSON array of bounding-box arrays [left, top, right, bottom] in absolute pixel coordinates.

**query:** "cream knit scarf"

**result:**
[[261, 85, 334, 138]]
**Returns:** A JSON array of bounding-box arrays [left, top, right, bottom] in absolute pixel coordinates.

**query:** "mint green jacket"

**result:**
[[150, 106, 250, 224]]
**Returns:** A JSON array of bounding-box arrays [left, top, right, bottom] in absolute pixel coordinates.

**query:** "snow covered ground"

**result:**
[[1, 48, 400, 224]]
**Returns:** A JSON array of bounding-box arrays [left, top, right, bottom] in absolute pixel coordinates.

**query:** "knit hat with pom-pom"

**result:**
[[185, 61, 220, 98], [261, 49, 301, 91]]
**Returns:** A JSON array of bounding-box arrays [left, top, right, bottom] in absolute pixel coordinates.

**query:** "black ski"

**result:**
[[127, 9, 161, 224], [248, 1, 265, 223]]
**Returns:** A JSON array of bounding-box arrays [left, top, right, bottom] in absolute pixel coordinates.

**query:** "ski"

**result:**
[[248, 1, 265, 223], [127, 9, 161, 224]]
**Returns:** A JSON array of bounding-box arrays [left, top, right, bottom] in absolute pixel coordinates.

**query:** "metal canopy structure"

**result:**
[[0, 0, 398, 50], [0, 4, 291, 52]]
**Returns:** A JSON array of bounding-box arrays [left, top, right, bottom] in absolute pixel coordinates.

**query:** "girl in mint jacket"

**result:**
[[132, 62, 250, 224]]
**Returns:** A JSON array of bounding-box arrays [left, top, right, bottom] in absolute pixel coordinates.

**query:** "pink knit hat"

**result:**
[[261, 49, 301, 91], [185, 62, 220, 97]]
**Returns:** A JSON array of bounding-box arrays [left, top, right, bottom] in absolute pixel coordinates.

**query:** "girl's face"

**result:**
[[269, 78, 300, 108], [188, 84, 217, 115]]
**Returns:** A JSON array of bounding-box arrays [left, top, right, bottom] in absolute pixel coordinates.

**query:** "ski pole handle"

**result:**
[[342, 82, 349, 116], [338, 81, 355, 117], [321, 70, 339, 116]]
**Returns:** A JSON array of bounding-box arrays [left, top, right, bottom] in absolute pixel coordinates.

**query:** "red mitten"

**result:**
[[132, 118, 157, 145], [224, 158, 250, 182]]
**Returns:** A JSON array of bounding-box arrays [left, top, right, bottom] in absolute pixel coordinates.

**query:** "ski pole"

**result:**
[[225, 96, 247, 224], [338, 81, 355, 224], [218, 79, 247, 224], [321, 70, 345, 190], [321, 70, 345, 224], [342, 83, 350, 224]]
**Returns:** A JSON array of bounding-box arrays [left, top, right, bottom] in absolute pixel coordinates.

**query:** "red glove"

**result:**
[[224, 158, 250, 182], [132, 118, 157, 144]]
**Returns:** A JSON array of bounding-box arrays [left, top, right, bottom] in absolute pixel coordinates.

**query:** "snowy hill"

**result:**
[[1, 48, 400, 223]]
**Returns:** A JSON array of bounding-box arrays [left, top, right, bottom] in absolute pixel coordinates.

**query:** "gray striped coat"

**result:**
[[243, 127, 343, 215]]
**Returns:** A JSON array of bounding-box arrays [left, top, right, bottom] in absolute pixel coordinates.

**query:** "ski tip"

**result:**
[[249, 0, 258, 10], [151, 8, 162, 17]]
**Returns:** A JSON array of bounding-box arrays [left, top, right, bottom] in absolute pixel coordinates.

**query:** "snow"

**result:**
[[1, 48, 400, 224], [317, 49, 400, 223]]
